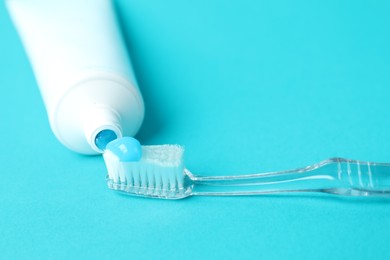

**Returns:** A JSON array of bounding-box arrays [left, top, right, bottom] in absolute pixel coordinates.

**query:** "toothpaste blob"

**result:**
[[106, 137, 142, 162]]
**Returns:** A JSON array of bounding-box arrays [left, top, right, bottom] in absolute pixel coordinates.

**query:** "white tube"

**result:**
[[6, 0, 144, 154]]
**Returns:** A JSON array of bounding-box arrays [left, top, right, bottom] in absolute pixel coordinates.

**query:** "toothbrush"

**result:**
[[103, 137, 390, 199]]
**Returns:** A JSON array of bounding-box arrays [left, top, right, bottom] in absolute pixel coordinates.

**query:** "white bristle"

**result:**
[[104, 145, 186, 198], [103, 151, 119, 182]]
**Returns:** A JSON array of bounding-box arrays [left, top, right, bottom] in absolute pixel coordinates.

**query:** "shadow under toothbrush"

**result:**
[[113, 190, 390, 205], [113, 3, 165, 144]]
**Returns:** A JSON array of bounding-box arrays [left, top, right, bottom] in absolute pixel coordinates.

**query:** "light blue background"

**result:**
[[1, 0, 389, 259]]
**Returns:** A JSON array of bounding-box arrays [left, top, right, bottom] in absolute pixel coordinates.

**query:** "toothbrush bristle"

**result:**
[[103, 145, 188, 198]]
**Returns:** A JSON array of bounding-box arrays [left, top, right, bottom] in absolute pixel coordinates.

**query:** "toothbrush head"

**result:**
[[103, 143, 191, 199]]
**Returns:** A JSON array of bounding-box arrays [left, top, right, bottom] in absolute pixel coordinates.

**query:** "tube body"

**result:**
[[6, 0, 144, 154]]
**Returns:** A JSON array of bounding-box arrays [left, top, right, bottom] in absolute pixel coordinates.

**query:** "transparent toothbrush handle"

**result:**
[[187, 158, 390, 197]]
